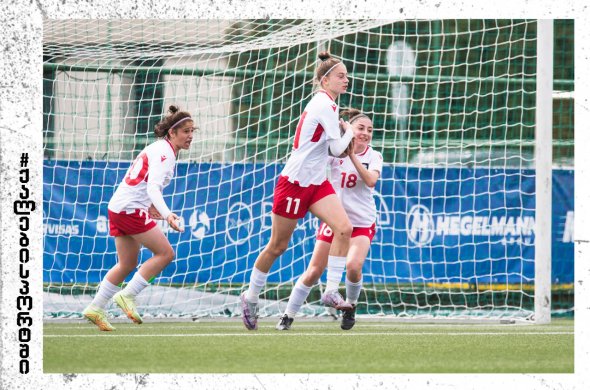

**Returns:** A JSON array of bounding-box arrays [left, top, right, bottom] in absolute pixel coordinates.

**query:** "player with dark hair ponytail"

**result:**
[[82, 105, 196, 331]]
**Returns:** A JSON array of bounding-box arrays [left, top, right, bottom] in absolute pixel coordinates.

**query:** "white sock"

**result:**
[[246, 267, 269, 303], [285, 278, 313, 318], [121, 272, 149, 297], [324, 256, 346, 293], [345, 276, 363, 304], [90, 279, 120, 309]]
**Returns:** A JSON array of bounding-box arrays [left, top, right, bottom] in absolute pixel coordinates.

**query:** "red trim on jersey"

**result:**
[[165, 138, 177, 157], [317, 89, 335, 102], [357, 145, 370, 157], [311, 123, 324, 143], [293, 111, 308, 150], [125, 153, 149, 186]]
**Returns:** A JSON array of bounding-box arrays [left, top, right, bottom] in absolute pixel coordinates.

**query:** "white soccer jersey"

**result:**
[[328, 145, 383, 227], [281, 90, 341, 187], [108, 138, 177, 216]]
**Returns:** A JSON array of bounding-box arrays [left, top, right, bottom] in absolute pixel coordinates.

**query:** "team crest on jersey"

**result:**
[[161, 155, 167, 162], [331, 104, 337, 112]]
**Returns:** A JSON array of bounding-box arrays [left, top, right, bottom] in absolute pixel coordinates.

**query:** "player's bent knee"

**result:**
[[347, 269, 362, 282], [161, 247, 175, 263]]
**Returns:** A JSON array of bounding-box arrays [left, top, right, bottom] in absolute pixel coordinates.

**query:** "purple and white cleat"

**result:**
[[321, 290, 353, 311], [240, 291, 259, 330]]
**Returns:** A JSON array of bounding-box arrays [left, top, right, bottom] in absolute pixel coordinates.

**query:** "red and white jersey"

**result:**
[[108, 139, 177, 214], [281, 90, 341, 187], [329, 145, 383, 227]]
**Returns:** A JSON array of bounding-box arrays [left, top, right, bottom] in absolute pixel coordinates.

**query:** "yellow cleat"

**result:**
[[82, 305, 115, 331], [114, 292, 143, 324]]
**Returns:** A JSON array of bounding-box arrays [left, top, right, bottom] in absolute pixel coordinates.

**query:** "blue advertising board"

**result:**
[[43, 161, 574, 285]]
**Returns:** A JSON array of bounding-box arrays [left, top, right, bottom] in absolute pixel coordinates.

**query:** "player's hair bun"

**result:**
[[318, 51, 331, 61]]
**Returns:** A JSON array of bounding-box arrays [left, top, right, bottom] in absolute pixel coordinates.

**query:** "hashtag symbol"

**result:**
[[20, 153, 29, 167]]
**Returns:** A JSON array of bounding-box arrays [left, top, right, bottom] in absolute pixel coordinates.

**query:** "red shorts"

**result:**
[[316, 222, 376, 243], [272, 175, 336, 219], [108, 209, 157, 237]]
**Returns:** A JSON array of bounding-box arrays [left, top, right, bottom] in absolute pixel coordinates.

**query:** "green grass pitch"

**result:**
[[43, 317, 573, 373]]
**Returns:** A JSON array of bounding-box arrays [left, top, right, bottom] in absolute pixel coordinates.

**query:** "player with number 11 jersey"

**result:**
[[280, 90, 343, 188], [240, 51, 356, 331]]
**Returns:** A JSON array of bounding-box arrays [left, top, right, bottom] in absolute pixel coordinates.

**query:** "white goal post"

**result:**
[[534, 19, 553, 324], [42, 19, 560, 323]]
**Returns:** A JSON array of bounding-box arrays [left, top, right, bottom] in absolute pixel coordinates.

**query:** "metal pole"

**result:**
[[534, 19, 553, 324]]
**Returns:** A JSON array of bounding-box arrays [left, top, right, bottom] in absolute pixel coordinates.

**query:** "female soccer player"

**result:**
[[276, 108, 383, 331], [82, 105, 195, 331], [241, 52, 356, 330]]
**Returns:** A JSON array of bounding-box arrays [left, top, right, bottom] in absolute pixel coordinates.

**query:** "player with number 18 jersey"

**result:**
[[316, 145, 383, 243], [329, 144, 383, 228]]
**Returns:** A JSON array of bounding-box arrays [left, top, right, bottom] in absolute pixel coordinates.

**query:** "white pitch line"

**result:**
[[43, 331, 573, 338], [44, 323, 575, 331]]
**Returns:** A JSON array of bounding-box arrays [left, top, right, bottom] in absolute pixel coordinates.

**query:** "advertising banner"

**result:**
[[43, 162, 574, 285]]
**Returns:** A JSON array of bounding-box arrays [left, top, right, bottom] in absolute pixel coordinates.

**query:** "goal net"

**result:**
[[43, 19, 555, 322]]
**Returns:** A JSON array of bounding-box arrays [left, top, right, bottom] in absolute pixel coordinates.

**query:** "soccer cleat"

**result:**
[[82, 305, 115, 331], [114, 292, 143, 324], [341, 304, 356, 330], [240, 291, 259, 330], [321, 290, 353, 311], [275, 314, 294, 330]]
